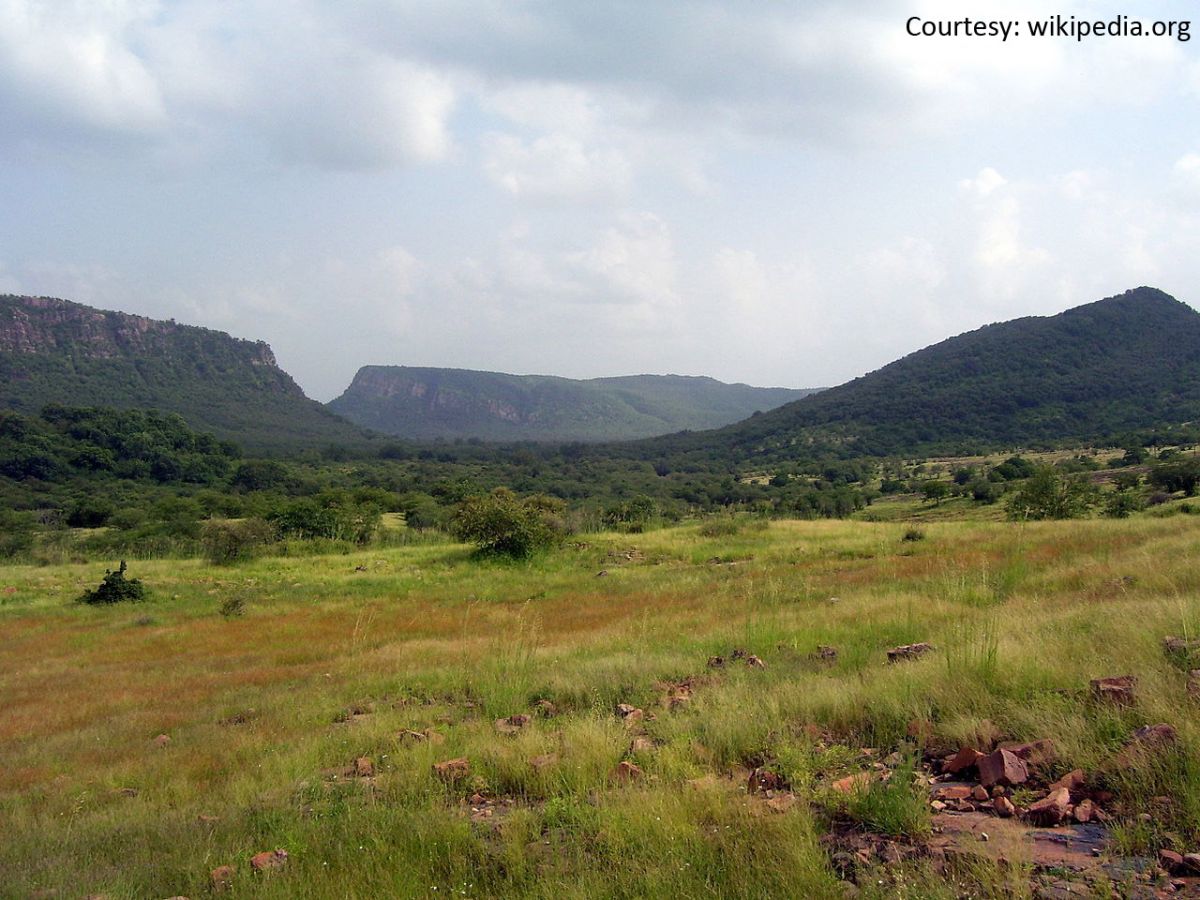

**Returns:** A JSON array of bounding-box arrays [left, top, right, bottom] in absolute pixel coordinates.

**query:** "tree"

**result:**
[[1006, 467, 1098, 520], [451, 488, 565, 557]]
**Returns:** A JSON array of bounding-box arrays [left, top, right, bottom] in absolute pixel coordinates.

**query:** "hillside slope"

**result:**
[[0, 295, 366, 452], [639, 287, 1200, 463], [328, 366, 815, 442]]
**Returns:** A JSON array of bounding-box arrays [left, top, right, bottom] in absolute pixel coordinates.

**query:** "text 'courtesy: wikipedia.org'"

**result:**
[[906, 14, 1190, 42]]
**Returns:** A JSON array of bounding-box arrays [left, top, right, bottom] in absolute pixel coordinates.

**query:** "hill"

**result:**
[[0, 295, 367, 452], [640, 287, 1200, 463], [328, 366, 816, 442]]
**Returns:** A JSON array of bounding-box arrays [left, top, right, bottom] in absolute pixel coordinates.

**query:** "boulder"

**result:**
[[1090, 675, 1137, 706], [1184, 853, 1200, 874], [1049, 769, 1085, 794], [943, 747, 983, 775], [977, 749, 1028, 788], [1159, 849, 1185, 874], [1025, 788, 1071, 826], [994, 796, 1016, 818], [1072, 799, 1096, 823], [998, 738, 1057, 768]]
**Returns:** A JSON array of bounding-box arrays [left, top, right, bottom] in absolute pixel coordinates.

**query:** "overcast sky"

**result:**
[[1, 1, 1198, 400]]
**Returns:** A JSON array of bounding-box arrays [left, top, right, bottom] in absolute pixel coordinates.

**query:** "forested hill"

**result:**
[[637, 287, 1200, 463], [328, 366, 815, 442], [0, 295, 366, 452]]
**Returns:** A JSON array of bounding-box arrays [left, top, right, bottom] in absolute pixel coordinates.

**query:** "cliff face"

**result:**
[[0, 295, 364, 451], [328, 365, 815, 442]]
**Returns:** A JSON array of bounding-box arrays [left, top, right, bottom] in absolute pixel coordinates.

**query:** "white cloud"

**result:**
[[482, 133, 630, 202]]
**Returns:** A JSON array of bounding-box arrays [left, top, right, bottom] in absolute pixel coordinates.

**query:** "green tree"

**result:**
[[451, 488, 565, 558], [1006, 467, 1098, 520]]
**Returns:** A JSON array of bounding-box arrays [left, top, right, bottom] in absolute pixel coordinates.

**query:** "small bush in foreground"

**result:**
[[451, 488, 566, 558], [77, 561, 148, 605], [201, 517, 276, 564]]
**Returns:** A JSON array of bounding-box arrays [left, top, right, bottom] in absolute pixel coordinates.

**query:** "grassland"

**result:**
[[3, 515, 1200, 898]]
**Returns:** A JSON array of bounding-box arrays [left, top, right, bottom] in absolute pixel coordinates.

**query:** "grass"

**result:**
[[1, 515, 1199, 896]]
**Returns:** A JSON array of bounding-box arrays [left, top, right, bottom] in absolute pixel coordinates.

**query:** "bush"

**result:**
[[902, 527, 925, 542], [1006, 467, 1099, 520], [77, 561, 148, 605], [450, 488, 566, 558], [201, 517, 276, 564]]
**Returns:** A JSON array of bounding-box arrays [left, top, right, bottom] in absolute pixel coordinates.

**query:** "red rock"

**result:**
[[495, 714, 531, 735], [629, 736, 655, 754], [832, 773, 871, 794], [612, 760, 643, 782], [994, 796, 1016, 818], [615, 703, 641, 719], [534, 700, 558, 717], [887, 642, 934, 663], [706, 655, 725, 668], [1072, 799, 1096, 823], [352, 757, 374, 778], [1049, 768, 1085, 794], [977, 749, 1028, 788], [468, 791, 488, 805], [249, 849, 288, 872], [944, 747, 983, 775], [1164, 636, 1200, 655], [433, 758, 470, 781], [971, 785, 990, 802], [210, 865, 235, 890], [397, 729, 428, 743], [153, 734, 171, 748], [998, 738, 1057, 768], [745, 655, 767, 669], [1160, 849, 1185, 874], [815, 645, 838, 661], [1025, 788, 1071, 826], [1091, 675, 1137, 706], [1183, 853, 1200, 873], [933, 786, 973, 801]]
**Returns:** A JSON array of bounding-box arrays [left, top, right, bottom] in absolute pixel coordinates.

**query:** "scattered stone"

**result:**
[[994, 796, 1016, 818], [930, 800, 947, 811], [615, 703, 641, 719], [210, 865, 235, 890], [433, 758, 470, 782], [1160, 849, 1185, 874], [397, 729, 428, 744], [1025, 787, 1072, 826], [933, 786, 974, 801], [494, 714, 531, 735], [944, 747, 984, 775], [530, 753, 559, 771], [1090, 675, 1137, 706], [745, 655, 767, 669], [249, 849, 288, 873], [596, 570, 609, 578], [534, 700, 558, 717], [999, 738, 1057, 768], [832, 772, 871, 794], [887, 642, 934, 663], [748, 768, 787, 794], [352, 757, 374, 778], [612, 760, 643, 782], [814, 645, 838, 661], [977, 749, 1029, 788], [1072, 799, 1096, 823], [152, 734, 171, 748], [667, 694, 690, 711], [707, 655, 725, 668], [1164, 636, 1200, 655], [730, 648, 748, 660], [971, 785, 990, 802], [1049, 769, 1085, 794]]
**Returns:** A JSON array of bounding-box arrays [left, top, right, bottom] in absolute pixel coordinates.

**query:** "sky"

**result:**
[[1, 1, 1199, 401]]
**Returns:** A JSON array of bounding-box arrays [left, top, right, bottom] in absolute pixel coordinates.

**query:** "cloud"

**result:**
[[482, 132, 631, 202]]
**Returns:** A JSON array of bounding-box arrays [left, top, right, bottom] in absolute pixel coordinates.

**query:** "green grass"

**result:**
[[2, 516, 1199, 896]]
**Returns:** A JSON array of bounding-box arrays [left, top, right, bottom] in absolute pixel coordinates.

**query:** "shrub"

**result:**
[[902, 527, 925, 542], [77, 561, 148, 605], [698, 515, 742, 538], [219, 595, 247, 619], [450, 488, 565, 558], [1006, 467, 1099, 520], [201, 517, 276, 564]]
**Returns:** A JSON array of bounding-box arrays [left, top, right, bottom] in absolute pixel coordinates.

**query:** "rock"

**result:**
[[832, 773, 871, 794], [730, 648, 748, 660], [943, 747, 983, 775], [887, 642, 934, 663], [615, 703, 641, 719], [352, 757, 374, 778], [1159, 849, 1185, 874], [210, 865, 235, 890], [1189, 670, 1200, 699], [1118, 724, 1178, 765], [1091, 675, 1137, 706], [748, 768, 786, 794], [933, 786, 973, 801], [1049, 768, 1085, 794], [152, 734, 171, 748], [1183, 853, 1200, 873], [1025, 787, 1071, 826], [197, 814, 219, 825], [433, 758, 470, 782], [534, 700, 558, 717], [398, 729, 428, 744], [530, 753, 559, 771], [706, 655, 725, 668], [999, 738, 1057, 768], [1072, 799, 1096, 823], [612, 760, 643, 782], [1164, 636, 1200, 655], [994, 796, 1016, 817], [667, 694, 690, 711], [745, 655, 767, 669], [977, 749, 1028, 788], [249, 849, 288, 873], [629, 736, 655, 754], [814, 645, 838, 661], [930, 800, 947, 811], [495, 714, 532, 735], [971, 785, 990, 802]]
